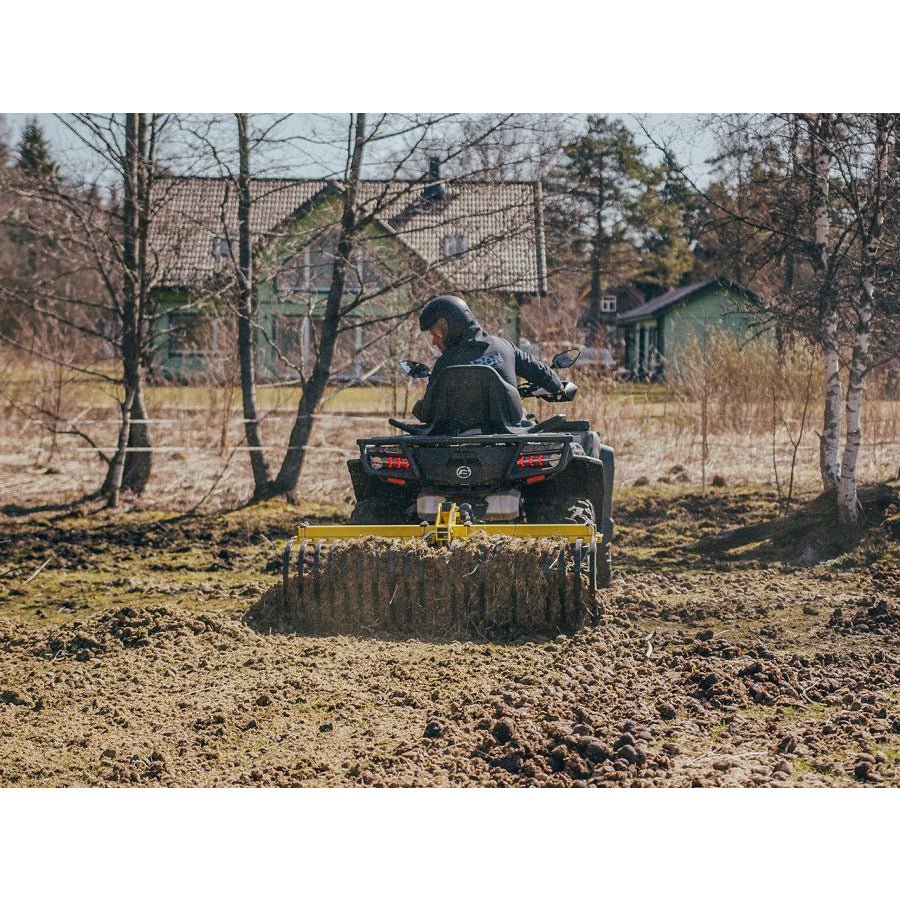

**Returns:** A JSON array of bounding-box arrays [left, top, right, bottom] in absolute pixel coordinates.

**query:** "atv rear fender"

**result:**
[[525, 445, 614, 544]]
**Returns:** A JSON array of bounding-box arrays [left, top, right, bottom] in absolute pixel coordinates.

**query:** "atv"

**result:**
[[345, 349, 615, 586]]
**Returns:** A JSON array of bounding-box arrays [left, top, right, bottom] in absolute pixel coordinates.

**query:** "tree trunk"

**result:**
[[105, 385, 136, 509], [121, 113, 152, 495], [235, 113, 272, 498], [102, 113, 143, 503], [837, 115, 891, 525], [121, 381, 151, 493], [270, 114, 367, 500], [811, 114, 841, 492], [820, 309, 842, 492]]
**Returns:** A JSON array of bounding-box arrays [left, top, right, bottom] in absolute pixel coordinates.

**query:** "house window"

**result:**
[[441, 234, 469, 257], [212, 237, 236, 259], [600, 293, 617, 314], [169, 314, 218, 356]]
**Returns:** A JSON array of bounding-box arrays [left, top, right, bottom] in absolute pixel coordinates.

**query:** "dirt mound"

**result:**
[[247, 535, 598, 639], [40, 606, 246, 661], [828, 599, 899, 636]]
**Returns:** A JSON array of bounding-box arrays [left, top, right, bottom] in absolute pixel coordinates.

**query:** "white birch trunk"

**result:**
[[836, 115, 890, 524], [837, 282, 873, 524], [812, 115, 841, 492], [820, 316, 842, 492]]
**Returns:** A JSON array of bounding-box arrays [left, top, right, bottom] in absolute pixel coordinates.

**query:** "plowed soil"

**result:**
[[1, 487, 897, 787]]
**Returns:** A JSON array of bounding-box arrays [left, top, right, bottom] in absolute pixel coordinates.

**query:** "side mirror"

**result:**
[[400, 359, 431, 379], [551, 348, 581, 369]]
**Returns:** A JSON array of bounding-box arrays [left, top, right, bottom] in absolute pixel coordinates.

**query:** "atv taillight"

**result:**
[[516, 451, 562, 469], [368, 451, 410, 470]]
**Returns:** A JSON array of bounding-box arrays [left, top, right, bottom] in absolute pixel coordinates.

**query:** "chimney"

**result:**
[[423, 156, 445, 202]]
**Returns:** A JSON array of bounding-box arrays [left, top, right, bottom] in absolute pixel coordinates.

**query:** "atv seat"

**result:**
[[409, 365, 529, 436]]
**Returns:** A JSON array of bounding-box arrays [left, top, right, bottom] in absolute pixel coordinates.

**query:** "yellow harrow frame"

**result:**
[[293, 501, 597, 547], [277, 503, 603, 637]]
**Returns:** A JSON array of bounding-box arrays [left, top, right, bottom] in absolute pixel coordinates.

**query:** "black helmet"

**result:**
[[419, 295, 477, 345]]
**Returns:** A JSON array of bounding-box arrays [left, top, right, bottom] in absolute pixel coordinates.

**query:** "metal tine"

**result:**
[[355, 548, 366, 628], [417, 555, 426, 630], [459, 550, 470, 631], [282, 536, 295, 607], [387, 549, 398, 629], [574, 538, 583, 614], [297, 540, 309, 610], [510, 554, 518, 630], [325, 543, 336, 626], [588, 538, 599, 617], [313, 540, 324, 615], [478, 549, 488, 628], [402, 552, 413, 630], [557, 544, 567, 629]]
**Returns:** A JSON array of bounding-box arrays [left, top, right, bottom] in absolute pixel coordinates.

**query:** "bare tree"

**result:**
[[0, 113, 196, 506], [643, 113, 898, 527]]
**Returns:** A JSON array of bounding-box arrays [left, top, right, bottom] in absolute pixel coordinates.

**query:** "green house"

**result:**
[[148, 168, 548, 383], [618, 279, 763, 378]]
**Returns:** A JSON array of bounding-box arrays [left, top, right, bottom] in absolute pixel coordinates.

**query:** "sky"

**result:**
[[2, 113, 721, 187]]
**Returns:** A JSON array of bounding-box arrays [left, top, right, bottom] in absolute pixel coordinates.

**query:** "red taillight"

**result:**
[[386, 477, 406, 485], [517, 453, 545, 468], [386, 456, 411, 470]]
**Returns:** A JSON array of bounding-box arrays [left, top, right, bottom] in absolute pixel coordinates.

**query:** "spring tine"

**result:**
[[313, 540, 323, 613], [510, 554, 518, 630], [574, 538, 583, 614], [325, 544, 336, 627], [282, 536, 295, 608], [297, 539, 308, 609], [459, 551, 471, 632], [312, 539, 323, 574], [355, 548, 366, 628], [402, 552, 413, 630], [478, 549, 488, 627], [588, 538, 598, 618], [557, 544, 567, 629], [387, 549, 398, 629], [417, 556, 427, 630]]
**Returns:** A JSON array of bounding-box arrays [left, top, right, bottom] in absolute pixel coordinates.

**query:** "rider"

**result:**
[[412, 295, 563, 424]]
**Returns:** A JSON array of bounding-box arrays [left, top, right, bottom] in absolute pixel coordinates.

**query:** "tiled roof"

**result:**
[[617, 279, 756, 323], [150, 176, 546, 294]]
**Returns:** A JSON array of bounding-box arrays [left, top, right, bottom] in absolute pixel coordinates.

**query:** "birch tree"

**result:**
[[645, 113, 898, 526]]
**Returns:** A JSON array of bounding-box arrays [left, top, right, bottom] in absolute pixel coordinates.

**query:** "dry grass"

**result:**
[[0, 350, 896, 513]]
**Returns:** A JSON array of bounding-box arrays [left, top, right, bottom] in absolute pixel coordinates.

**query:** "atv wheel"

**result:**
[[348, 498, 407, 525], [528, 495, 595, 527]]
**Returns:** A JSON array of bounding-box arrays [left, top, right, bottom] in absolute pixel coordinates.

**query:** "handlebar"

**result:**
[[519, 380, 577, 402]]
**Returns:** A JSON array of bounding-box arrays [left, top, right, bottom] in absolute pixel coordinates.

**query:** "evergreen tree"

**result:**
[[546, 116, 695, 344], [16, 117, 59, 181]]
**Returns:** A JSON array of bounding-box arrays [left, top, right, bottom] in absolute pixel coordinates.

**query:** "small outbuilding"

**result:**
[[618, 278, 762, 378]]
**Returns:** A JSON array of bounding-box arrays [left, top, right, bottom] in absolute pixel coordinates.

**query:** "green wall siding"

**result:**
[[624, 285, 764, 376]]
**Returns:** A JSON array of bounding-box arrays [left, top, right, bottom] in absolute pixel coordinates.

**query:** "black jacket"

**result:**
[[412, 324, 562, 423]]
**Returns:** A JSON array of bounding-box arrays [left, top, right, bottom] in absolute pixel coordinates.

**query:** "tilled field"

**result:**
[[0, 488, 897, 787]]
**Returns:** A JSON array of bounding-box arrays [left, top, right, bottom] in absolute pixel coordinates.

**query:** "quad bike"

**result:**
[[278, 350, 615, 637]]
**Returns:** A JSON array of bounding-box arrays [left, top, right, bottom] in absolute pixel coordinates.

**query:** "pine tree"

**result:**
[[546, 116, 695, 344], [16, 117, 59, 181]]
